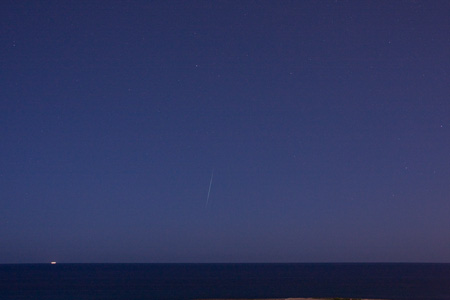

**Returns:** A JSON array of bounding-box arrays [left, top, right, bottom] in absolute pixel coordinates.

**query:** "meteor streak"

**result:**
[[205, 170, 214, 208]]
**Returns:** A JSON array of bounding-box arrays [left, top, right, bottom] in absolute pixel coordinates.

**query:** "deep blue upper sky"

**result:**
[[1, 0, 450, 263]]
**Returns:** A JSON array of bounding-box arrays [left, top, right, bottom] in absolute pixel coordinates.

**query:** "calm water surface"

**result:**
[[1, 263, 450, 300]]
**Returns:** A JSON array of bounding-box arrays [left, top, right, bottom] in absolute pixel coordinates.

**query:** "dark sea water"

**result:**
[[1, 263, 450, 300]]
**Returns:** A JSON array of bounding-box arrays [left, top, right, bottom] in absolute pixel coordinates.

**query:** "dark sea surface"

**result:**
[[1, 263, 450, 300]]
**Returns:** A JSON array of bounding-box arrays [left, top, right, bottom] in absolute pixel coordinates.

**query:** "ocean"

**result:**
[[1, 263, 450, 300]]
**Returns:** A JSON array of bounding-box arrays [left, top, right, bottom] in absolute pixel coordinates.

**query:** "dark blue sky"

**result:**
[[1, 0, 450, 263]]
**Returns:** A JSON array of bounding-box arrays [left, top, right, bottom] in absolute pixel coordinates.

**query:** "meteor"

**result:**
[[205, 170, 214, 208]]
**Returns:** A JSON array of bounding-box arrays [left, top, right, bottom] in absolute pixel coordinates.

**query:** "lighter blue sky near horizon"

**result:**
[[1, 0, 450, 263]]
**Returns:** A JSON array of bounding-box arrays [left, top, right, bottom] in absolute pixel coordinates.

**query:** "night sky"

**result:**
[[2, 1, 450, 263]]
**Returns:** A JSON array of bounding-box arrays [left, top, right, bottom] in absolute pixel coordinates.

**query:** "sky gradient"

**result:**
[[1, 0, 450, 263]]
